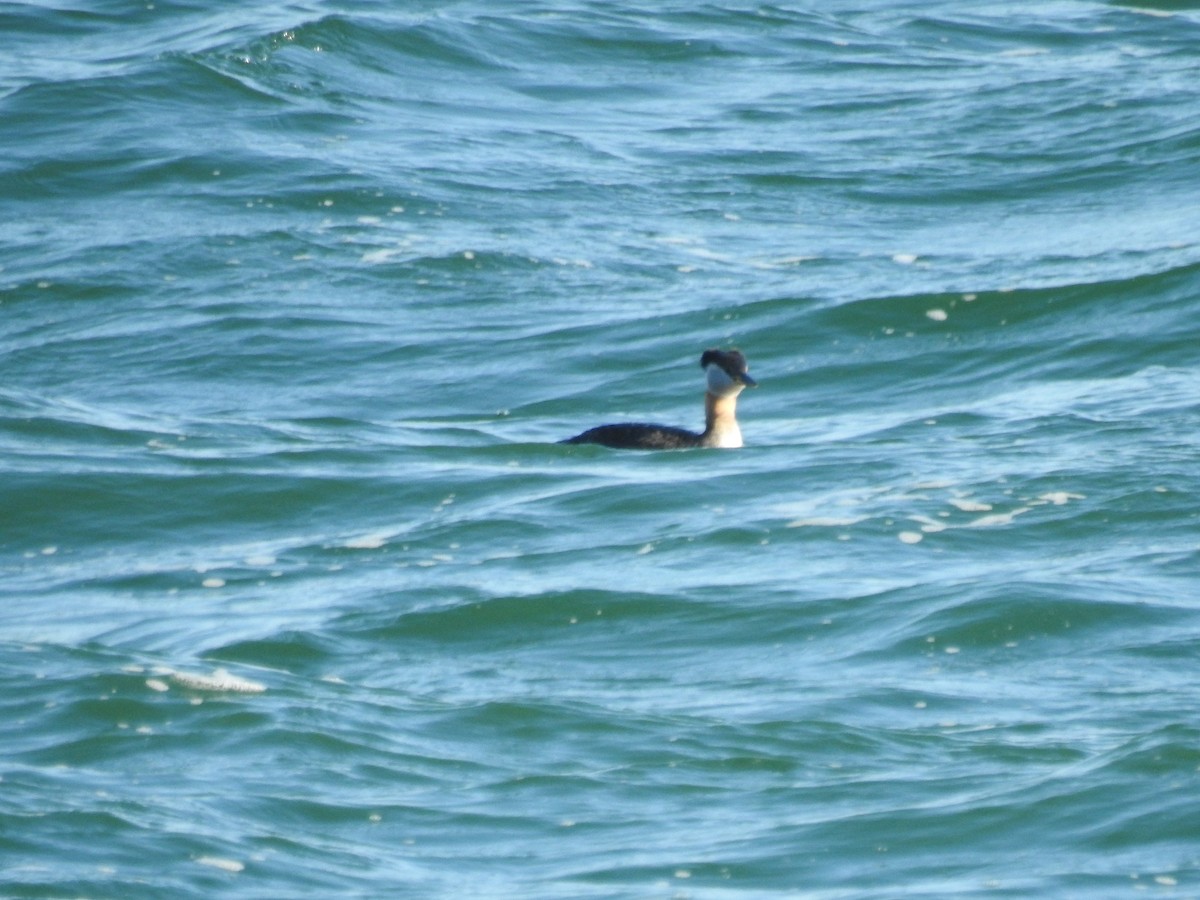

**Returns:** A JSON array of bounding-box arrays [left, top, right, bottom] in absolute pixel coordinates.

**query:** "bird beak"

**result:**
[[740, 373, 758, 388]]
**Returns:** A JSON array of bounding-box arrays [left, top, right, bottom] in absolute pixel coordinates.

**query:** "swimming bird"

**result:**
[[561, 348, 757, 450]]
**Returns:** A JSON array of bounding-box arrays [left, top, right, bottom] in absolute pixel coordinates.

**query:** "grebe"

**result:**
[[561, 348, 758, 450]]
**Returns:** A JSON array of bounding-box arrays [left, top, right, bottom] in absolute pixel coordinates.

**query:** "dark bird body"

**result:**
[[561, 422, 708, 450]]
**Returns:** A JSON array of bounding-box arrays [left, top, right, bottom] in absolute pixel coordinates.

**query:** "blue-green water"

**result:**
[[3, 1, 1200, 896]]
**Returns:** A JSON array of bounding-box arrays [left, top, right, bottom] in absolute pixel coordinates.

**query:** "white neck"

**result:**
[[703, 390, 743, 448]]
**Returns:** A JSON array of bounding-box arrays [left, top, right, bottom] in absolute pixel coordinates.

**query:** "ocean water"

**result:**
[[3, 0, 1200, 896]]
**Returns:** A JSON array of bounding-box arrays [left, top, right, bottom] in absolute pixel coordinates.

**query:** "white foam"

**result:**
[[786, 516, 865, 528], [171, 668, 266, 694], [345, 533, 388, 549], [909, 516, 946, 533], [949, 498, 992, 512], [196, 856, 244, 873], [898, 531, 924, 544], [361, 247, 403, 265], [1037, 491, 1084, 506], [925, 308, 948, 322], [968, 508, 1031, 528]]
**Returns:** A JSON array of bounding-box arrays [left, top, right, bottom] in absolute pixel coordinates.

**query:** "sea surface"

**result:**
[[3, 1, 1200, 896]]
